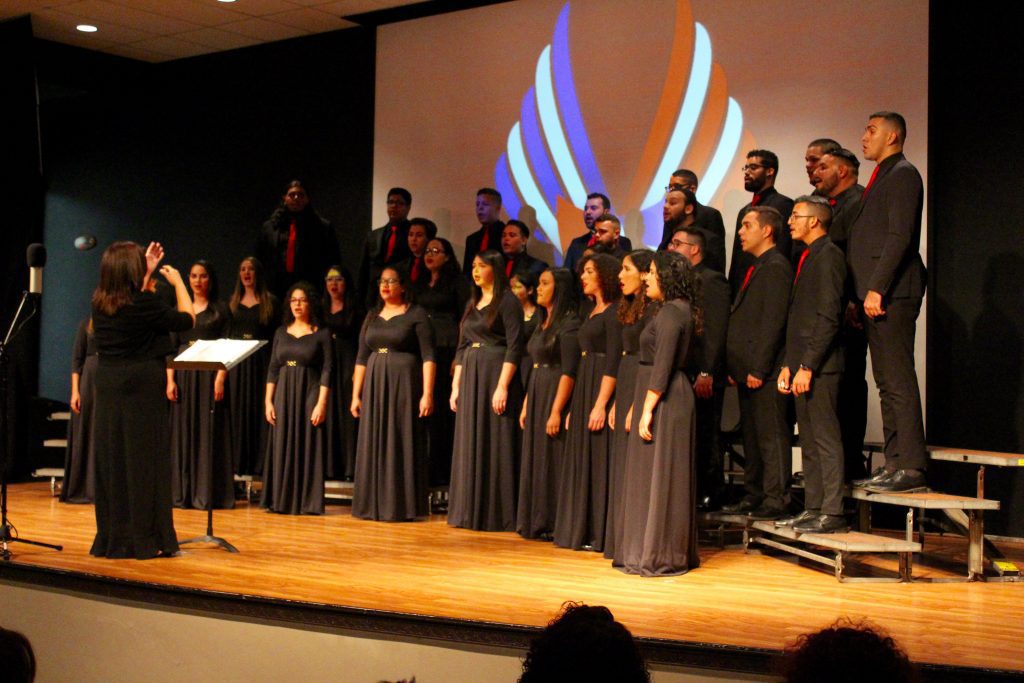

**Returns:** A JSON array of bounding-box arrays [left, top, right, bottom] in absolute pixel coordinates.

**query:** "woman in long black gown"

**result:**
[[416, 238, 468, 490], [448, 250, 523, 531], [168, 260, 234, 510], [603, 249, 654, 559], [510, 271, 543, 393], [616, 251, 702, 576], [351, 266, 436, 521], [516, 268, 580, 540], [61, 319, 97, 503], [554, 253, 622, 551], [226, 256, 280, 478], [90, 241, 194, 559], [262, 282, 332, 515], [323, 264, 362, 482]]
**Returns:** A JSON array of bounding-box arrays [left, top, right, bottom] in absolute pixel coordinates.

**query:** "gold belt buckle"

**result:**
[[188, 340, 196, 347], [377, 347, 389, 354], [581, 350, 588, 357], [471, 342, 483, 348], [533, 363, 539, 368], [242, 333, 253, 340], [286, 360, 297, 367]]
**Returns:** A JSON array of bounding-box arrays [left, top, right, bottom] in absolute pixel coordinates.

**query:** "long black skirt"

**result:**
[[516, 365, 566, 539], [61, 355, 97, 504], [170, 369, 235, 510], [227, 347, 270, 476], [603, 353, 638, 559], [261, 367, 326, 515], [353, 350, 427, 521], [427, 346, 456, 487], [326, 337, 358, 481], [615, 366, 699, 576], [91, 357, 179, 559], [553, 353, 613, 550], [448, 346, 521, 531]]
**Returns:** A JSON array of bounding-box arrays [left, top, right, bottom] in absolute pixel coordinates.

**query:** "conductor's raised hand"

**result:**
[[160, 264, 184, 288], [145, 242, 164, 275]]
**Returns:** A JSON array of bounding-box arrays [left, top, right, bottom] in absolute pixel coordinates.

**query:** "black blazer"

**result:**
[[563, 232, 633, 272], [503, 251, 549, 280], [462, 221, 505, 277], [726, 247, 792, 381], [847, 153, 926, 301], [728, 187, 794, 298], [689, 262, 730, 378], [783, 236, 846, 375], [691, 202, 727, 273]]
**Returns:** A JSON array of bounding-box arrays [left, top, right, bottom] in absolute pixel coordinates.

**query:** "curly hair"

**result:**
[[578, 252, 622, 305], [618, 249, 654, 326], [779, 618, 919, 683], [651, 251, 703, 336], [282, 281, 324, 327], [519, 602, 650, 683], [427, 237, 463, 281]]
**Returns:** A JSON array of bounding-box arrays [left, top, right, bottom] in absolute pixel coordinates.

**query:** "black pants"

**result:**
[[838, 324, 869, 480], [795, 374, 844, 515], [737, 382, 791, 509], [694, 384, 725, 502]]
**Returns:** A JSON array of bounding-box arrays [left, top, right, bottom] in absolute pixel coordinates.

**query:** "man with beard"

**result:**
[[463, 187, 506, 278], [358, 187, 413, 308], [657, 186, 696, 248], [804, 138, 841, 188], [563, 192, 632, 271], [669, 169, 726, 272], [727, 150, 795, 298], [814, 148, 864, 251], [257, 179, 341, 299]]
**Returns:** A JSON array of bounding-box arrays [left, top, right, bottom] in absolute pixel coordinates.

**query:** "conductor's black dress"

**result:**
[[61, 320, 97, 504]]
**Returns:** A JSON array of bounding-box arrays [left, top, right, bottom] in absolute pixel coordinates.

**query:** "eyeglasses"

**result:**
[[742, 163, 765, 172], [663, 183, 690, 193], [289, 298, 309, 305], [378, 278, 401, 285], [790, 214, 815, 220], [670, 239, 696, 249], [424, 247, 444, 255]]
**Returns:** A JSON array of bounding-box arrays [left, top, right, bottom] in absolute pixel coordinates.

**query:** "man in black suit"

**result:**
[[562, 193, 632, 271], [848, 112, 928, 493], [358, 187, 413, 308], [670, 227, 730, 509], [804, 138, 841, 188], [722, 206, 793, 519], [727, 150, 795, 298], [401, 217, 437, 289], [669, 169, 726, 272], [501, 219, 548, 280], [814, 148, 870, 481], [775, 196, 847, 533], [462, 187, 506, 278]]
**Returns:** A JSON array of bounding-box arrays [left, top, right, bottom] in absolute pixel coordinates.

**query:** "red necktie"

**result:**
[[385, 225, 397, 262], [285, 219, 297, 272], [862, 166, 880, 198], [587, 233, 597, 247], [741, 265, 755, 291], [751, 193, 762, 206], [828, 198, 837, 207], [411, 257, 421, 282], [506, 257, 514, 277], [480, 227, 490, 253], [794, 249, 810, 283]]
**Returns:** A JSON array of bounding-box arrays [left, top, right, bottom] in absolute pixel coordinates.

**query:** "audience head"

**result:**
[[863, 111, 907, 161], [739, 206, 783, 257], [282, 180, 310, 214], [407, 218, 436, 257], [579, 253, 623, 304], [283, 281, 322, 326], [387, 188, 413, 224], [814, 148, 860, 197], [0, 626, 35, 683], [593, 214, 622, 249], [188, 259, 218, 302], [780, 618, 919, 683], [670, 168, 699, 193], [518, 602, 650, 683], [804, 138, 842, 183], [584, 192, 611, 230], [424, 237, 461, 279], [743, 149, 779, 192], [92, 241, 146, 317], [663, 186, 696, 230], [476, 188, 503, 226], [503, 220, 531, 256]]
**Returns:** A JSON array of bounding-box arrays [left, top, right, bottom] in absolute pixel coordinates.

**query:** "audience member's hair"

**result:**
[[0, 626, 36, 683], [780, 618, 919, 683], [519, 602, 650, 683]]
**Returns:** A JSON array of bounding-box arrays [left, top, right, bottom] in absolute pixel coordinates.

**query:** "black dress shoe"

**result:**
[[863, 469, 928, 493], [720, 498, 760, 514], [852, 466, 891, 487], [775, 510, 818, 527], [793, 514, 849, 534], [748, 504, 786, 520]]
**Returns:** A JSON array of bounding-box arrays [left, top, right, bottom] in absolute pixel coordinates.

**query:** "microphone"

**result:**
[[27, 243, 47, 295]]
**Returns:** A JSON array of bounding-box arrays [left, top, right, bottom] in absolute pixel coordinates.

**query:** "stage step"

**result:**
[[42, 438, 67, 449], [746, 521, 920, 582], [48, 411, 71, 421], [31, 468, 65, 496]]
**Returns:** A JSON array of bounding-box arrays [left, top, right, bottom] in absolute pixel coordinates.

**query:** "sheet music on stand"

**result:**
[[169, 338, 267, 553]]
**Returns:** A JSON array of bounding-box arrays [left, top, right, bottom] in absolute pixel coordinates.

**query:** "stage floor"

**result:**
[[2, 482, 1023, 677]]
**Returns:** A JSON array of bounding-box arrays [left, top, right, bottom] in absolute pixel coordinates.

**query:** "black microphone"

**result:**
[[27, 243, 47, 295]]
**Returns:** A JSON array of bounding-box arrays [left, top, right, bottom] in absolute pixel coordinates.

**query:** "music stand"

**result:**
[[170, 339, 266, 553]]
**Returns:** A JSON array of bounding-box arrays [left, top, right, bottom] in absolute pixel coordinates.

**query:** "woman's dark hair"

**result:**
[[511, 270, 539, 306], [188, 259, 219, 302], [780, 618, 919, 683], [463, 249, 510, 327], [323, 264, 358, 326], [651, 251, 703, 335], [618, 249, 654, 326], [371, 264, 413, 314], [537, 268, 580, 353], [0, 626, 36, 683], [519, 602, 649, 683], [229, 256, 274, 325], [578, 253, 623, 305], [92, 241, 146, 317], [427, 237, 463, 282], [283, 281, 323, 327]]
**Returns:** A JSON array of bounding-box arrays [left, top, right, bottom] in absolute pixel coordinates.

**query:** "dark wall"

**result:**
[[38, 28, 376, 401], [928, 2, 1024, 534]]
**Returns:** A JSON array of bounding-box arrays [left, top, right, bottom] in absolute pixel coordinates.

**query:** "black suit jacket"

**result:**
[[692, 202, 727, 273], [783, 236, 845, 375], [726, 247, 792, 381], [728, 187, 795, 298], [689, 262, 730, 379], [257, 207, 340, 299], [503, 251, 549, 280], [563, 232, 633, 272], [462, 221, 505, 277], [847, 153, 926, 301], [825, 183, 864, 252], [358, 219, 412, 308]]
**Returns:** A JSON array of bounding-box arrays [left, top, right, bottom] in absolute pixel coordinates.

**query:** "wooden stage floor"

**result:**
[[2, 482, 1023, 678]]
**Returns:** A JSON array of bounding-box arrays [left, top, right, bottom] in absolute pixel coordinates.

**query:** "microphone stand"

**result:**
[[1, 290, 63, 561]]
